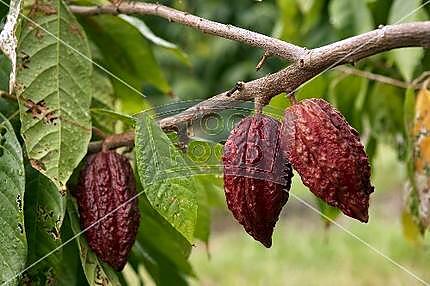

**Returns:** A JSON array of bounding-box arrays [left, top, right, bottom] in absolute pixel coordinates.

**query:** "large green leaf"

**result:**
[[23, 166, 66, 280], [328, 74, 369, 131], [79, 15, 170, 114], [366, 83, 405, 147], [192, 175, 212, 244], [16, 0, 92, 189], [129, 242, 189, 286], [118, 15, 190, 66], [56, 214, 89, 286], [316, 197, 341, 227], [275, 0, 301, 43], [329, 0, 373, 36], [135, 112, 198, 242], [0, 112, 26, 286], [67, 199, 121, 286], [129, 181, 194, 286], [388, 0, 428, 81], [90, 68, 116, 134]]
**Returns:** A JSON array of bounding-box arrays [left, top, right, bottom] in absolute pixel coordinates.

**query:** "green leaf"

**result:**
[[388, 0, 427, 81], [366, 83, 404, 143], [24, 166, 66, 277], [297, 74, 328, 101], [130, 242, 189, 286], [0, 112, 26, 286], [316, 198, 341, 226], [91, 67, 114, 109], [135, 112, 198, 242], [80, 15, 170, 114], [404, 88, 416, 165], [56, 214, 89, 286], [67, 199, 121, 286], [297, 0, 324, 33], [329, 0, 374, 36], [118, 15, 190, 66], [128, 180, 194, 286], [0, 54, 12, 91], [90, 108, 134, 129], [365, 134, 378, 167], [328, 74, 369, 131], [90, 68, 117, 134], [193, 176, 211, 243], [275, 0, 301, 43], [16, 0, 92, 189]]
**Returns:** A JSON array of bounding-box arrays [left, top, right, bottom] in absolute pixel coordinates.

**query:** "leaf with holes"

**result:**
[[135, 112, 198, 242], [23, 166, 66, 279], [67, 199, 121, 286], [16, 0, 92, 189], [0, 112, 26, 286]]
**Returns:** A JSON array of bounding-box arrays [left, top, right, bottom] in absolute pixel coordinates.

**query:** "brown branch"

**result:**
[[157, 22, 430, 129], [69, 2, 306, 62], [88, 131, 135, 153], [69, 2, 430, 151], [87, 21, 430, 152], [0, 90, 17, 101]]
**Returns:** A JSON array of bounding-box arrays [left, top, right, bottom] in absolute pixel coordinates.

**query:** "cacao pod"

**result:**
[[75, 151, 140, 271], [223, 114, 293, 247], [281, 98, 374, 222]]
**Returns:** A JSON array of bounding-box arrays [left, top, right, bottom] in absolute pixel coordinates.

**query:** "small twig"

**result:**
[[88, 131, 134, 153], [256, 52, 270, 71], [412, 71, 430, 88], [0, 90, 18, 101], [226, 81, 245, 97], [287, 92, 298, 105], [336, 66, 415, 89], [92, 127, 107, 139]]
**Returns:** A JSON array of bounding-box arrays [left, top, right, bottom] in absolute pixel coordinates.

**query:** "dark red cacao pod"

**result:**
[[281, 98, 374, 222], [75, 151, 140, 271], [223, 115, 293, 247]]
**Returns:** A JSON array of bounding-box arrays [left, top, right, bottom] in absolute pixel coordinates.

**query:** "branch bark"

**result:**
[[158, 22, 430, 130], [71, 2, 430, 152], [69, 2, 306, 62], [335, 66, 417, 89]]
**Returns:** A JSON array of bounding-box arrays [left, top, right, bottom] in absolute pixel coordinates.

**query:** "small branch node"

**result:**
[[92, 127, 107, 139], [226, 81, 245, 97], [256, 52, 270, 71], [299, 58, 305, 68], [287, 92, 298, 105]]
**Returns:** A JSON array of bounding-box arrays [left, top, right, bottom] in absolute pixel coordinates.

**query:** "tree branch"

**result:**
[[69, 2, 306, 62], [335, 66, 419, 89], [70, 2, 430, 152], [158, 22, 430, 130]]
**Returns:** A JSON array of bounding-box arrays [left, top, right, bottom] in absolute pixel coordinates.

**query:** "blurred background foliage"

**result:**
[[2, 0, 430, 285]]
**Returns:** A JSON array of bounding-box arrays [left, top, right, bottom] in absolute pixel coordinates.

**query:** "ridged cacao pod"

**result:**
[[223, 114, 293, 247], [281, 98, 374, 222], [75, 151, 140, 271]]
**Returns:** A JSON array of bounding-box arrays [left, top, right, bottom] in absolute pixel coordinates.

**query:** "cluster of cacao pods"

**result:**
[[223, 98, 374, 247], [75, 151, 140, 271]]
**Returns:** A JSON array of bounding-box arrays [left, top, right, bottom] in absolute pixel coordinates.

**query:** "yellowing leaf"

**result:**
[[401, 209, 422, 246], [413, 86, 430, 228]]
